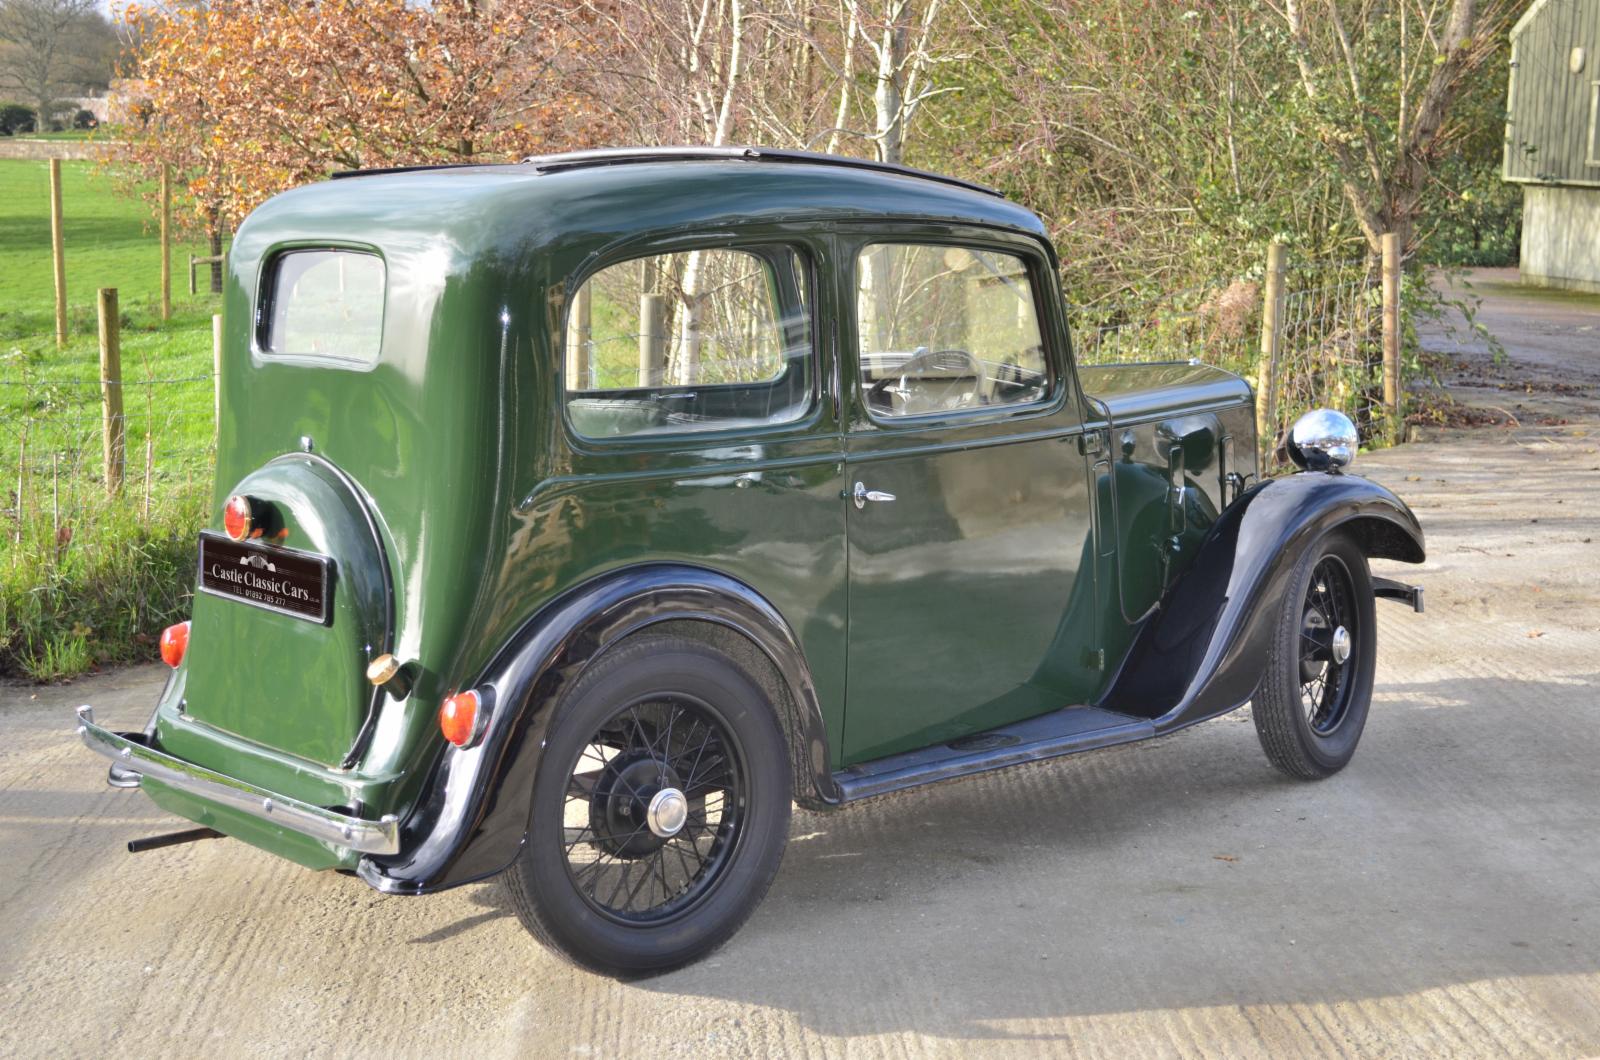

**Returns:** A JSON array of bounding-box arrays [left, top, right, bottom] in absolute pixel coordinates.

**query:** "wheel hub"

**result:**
[[589, 753, 683, 859], [647, 787, 688, 838], [1330, 625, 1351, 665]]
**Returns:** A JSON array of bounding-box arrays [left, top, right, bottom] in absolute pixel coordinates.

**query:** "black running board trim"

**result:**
[[833, 706, 1155, 803]]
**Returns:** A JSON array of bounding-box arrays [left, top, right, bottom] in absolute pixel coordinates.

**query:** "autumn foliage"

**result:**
[[115, 0, 618, 233], [106, 0, 1522, 298]]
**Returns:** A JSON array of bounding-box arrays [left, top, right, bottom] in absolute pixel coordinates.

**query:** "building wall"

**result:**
[[1521, 184, 1600, 291], [1504, 0, 1600, 186], [61, 96, 110, 123], [0, 139, 108, 161]]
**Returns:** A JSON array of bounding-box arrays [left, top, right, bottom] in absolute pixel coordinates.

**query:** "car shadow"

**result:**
[[580, 670, 1600, 1041]]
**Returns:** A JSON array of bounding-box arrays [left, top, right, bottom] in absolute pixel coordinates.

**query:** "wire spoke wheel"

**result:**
[[1253, 531, 1379, 782], [1297, 554, 1358, 735], [561, 694, 747, 925]]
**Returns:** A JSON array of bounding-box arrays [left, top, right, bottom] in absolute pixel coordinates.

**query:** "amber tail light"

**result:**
[[439, 690, 486, 748], [159, 621, 190, 668]]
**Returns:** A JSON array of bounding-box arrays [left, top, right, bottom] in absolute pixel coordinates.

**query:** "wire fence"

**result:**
[[2, 255, 1398, 568], [1, 358, 215, 563], [1073, 257, 1388, 461]]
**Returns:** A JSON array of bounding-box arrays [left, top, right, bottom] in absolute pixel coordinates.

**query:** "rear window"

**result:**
[[259, 250, 386, 364]]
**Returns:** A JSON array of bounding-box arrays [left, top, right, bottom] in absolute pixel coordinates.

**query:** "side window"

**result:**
[[259, 250, 385, 365], [564, 247, 812, 439], [856, 243, 1050, 419]]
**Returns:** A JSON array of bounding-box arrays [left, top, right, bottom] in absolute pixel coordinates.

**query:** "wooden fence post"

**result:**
[[49, 159, 67, 349], [14, 430, 25, 549], [1381, 232, 1402, 444], [160, 165, 172, 321], [638, 293, 668, 387], [98, 288, 124, 495], [1255, 241, 1287, 450], [567, 283, 592, 388], [213, 313, 223, 441]]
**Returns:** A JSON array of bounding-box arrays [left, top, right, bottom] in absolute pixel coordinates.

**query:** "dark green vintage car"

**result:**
[[76, 147, 1424, 976]]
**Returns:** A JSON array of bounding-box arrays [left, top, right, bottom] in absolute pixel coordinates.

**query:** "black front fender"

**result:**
[[1098, 471, 1424, 729], [357, 563, 837, 895]]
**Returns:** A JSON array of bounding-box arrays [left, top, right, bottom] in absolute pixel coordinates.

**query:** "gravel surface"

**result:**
[[3, 275, 1597, 1058]]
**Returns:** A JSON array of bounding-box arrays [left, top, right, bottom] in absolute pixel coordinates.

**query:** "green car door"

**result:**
[[840, 234, 1104, 764]]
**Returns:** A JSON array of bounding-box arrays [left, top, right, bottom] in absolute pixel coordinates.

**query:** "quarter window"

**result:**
[[565, 247, 812, 438], [260, 250, 385, 364], [856, 243, 1050, 419]]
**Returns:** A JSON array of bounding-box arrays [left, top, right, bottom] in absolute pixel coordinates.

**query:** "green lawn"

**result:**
[[1, 157, 221, 679], [0, 157, 222, 332]]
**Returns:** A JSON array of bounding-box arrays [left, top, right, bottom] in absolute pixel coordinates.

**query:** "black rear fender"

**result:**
[[356, 563, 836, 895], [1098, 471, 1424, 729]]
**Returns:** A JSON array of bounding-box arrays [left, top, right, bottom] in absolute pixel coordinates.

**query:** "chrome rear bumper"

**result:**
[[75, 705, 400, 855]]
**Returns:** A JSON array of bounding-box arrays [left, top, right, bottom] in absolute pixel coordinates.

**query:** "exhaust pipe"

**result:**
[[127, 827, 225, 853]]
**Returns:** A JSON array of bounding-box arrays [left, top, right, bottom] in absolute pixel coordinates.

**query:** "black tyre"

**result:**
[[1253, 530, 1377, 779], [502, 634, 791, 977]]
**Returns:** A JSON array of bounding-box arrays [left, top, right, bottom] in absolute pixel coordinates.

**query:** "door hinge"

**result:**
[[1077, 431, 1105, 456]]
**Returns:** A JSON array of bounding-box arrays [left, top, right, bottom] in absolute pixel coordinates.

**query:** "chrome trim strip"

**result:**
[[75, 705, 400, 855]]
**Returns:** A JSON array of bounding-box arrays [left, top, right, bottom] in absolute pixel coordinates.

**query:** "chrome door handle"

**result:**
[[852, 481, 896, 510]]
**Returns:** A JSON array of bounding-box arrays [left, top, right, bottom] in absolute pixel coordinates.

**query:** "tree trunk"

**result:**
[[874, 3, 910, 164], [208, 211, 223, 294]]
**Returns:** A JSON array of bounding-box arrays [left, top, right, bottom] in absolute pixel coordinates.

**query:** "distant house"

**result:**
[[61, 95, 109, 124], [1503, 0, 1600, 291]]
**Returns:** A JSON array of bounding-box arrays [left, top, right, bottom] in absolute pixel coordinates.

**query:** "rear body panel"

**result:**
[[183, 456, 391, 765]]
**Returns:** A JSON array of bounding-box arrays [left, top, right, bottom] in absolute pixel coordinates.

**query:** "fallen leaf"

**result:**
[[1527, 630, 1545, 638], [1213, 854, 1238, 862]]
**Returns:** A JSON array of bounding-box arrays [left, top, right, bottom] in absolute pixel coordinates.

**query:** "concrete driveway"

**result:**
[[3, 282, 1598, 1057]]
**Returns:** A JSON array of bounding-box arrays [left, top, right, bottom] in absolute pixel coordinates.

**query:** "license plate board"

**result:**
[[197, 532, 333, 624]]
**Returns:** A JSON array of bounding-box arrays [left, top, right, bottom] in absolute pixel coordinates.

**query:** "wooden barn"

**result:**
[[1503, 0, 1600, 291]]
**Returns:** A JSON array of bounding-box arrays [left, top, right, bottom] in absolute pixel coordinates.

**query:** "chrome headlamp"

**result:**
[[1287, 409, 1358, 472]]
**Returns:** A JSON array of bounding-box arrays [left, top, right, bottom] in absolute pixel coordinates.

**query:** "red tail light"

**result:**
[[159, 621, 190, 668], [439, 690, 484, 748], [222, 495, 256, 540]]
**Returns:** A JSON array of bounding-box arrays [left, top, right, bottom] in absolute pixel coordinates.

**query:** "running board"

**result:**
[[833, 706, 1155, 803]]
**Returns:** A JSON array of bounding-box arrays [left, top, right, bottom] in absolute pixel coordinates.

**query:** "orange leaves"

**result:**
[[111, 0, 620, 230]]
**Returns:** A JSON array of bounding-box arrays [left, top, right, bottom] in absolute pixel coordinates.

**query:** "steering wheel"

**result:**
[[867, 348, 987, 415]]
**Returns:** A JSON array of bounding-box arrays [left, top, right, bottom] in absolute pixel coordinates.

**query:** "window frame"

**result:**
[[253, 242, 389, 370], [846, 234, 1064, 430], [558, 236, 823, 447]]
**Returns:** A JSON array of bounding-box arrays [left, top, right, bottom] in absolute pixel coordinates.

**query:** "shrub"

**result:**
[[0, 103, 34, 135]]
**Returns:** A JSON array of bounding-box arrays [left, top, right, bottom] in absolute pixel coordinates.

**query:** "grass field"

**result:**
[[0, 157, 220, 330], [1, 158, 221, 679]]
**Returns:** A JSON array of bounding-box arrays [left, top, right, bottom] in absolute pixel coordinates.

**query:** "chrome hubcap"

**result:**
[[646, 787, 688, 838], [1330, 625, 1351, 665]]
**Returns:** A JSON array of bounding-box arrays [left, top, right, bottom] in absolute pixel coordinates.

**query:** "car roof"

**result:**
[[336, 146, 1008, 199], [236, 149, 1052, 266]]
